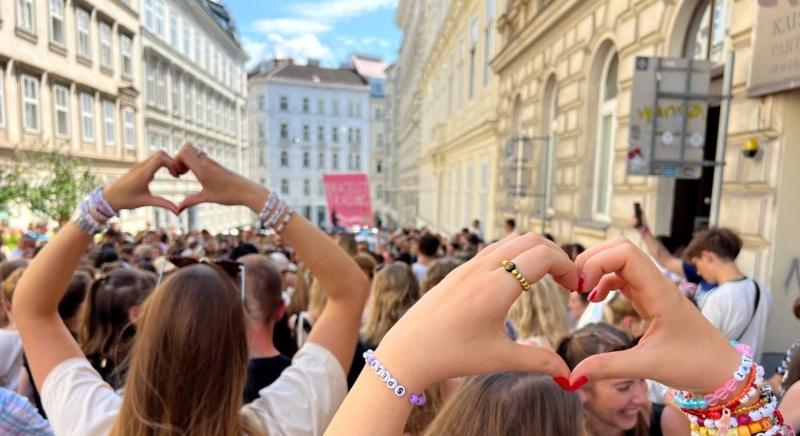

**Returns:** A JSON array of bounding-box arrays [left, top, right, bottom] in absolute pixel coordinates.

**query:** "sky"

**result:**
[[221, 0, 402, 69]]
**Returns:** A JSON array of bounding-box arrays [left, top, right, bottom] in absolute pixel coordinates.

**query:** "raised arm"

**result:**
[[175, 144, 369, 373], [633, 213, 684, 277], [14, 152, 180, 390]]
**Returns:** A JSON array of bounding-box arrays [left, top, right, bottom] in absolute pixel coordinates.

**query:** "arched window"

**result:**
[[540, 75, 558, 213], [592, 51, 618, 220], [685, 0, 728, 64]]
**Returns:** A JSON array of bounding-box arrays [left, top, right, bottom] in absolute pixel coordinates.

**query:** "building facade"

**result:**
[[417, 0, 501, 240], [349, 54, 389, 228], [248, 61, 370, 228], [492, 0, 800, 354], [140, 0, 248, 233], [0, 0, 144, 228]]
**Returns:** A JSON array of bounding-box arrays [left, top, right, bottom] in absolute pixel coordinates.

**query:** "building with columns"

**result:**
[[491, 0, 800, 355], [140, 0, 249, 232], [0, 0, 144, 228]]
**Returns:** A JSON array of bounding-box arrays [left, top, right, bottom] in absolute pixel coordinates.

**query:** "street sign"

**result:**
[[748, 1, 800, 97], [627, 57, 712, 179]]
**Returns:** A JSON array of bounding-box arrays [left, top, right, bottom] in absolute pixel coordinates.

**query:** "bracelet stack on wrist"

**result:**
[[639, 225, 651, 236], [72, 188, 118, 236], [676, 342, 790, 436], [363, 349, 427, 407], [258, 190, 295, 234]]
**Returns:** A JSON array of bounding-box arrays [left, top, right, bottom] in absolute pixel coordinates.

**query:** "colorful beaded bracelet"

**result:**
[[684, 364, 759, 417], [363, 349, 427, 407], [674, 341, 753, 409]]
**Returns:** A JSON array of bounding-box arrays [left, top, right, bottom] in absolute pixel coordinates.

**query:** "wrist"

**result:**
[[243, 184, 269, 213]]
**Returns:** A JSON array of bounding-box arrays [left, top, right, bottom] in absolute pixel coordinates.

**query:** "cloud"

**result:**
[[378, 38, 391, 48], [360, 37, 374, 46], [266, 33, 334, 63], [242, 37, 268, 68], [253, 18, 332, 36], [288, 0, 397, 21]]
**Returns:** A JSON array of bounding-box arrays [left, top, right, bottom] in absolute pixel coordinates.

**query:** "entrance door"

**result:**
[[669, 105, 719, 248]]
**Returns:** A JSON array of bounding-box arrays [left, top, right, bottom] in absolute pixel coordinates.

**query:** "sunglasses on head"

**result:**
[[157, 256, 246, 300]]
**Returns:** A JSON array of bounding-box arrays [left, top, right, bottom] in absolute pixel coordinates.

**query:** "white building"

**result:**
[[248, 60, 370, 228], [0, 0, 144, 228], [140, 0, 249, 232]]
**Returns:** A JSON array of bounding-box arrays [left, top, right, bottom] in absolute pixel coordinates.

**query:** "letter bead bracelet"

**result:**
[[363, 349, 427, 407], [72, 187, 118, 236]]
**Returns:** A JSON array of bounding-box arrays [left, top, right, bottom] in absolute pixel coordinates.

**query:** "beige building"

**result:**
[[417, 0, 501, 241], [492, 0, 800, 354], [0, 0, 145, 228]]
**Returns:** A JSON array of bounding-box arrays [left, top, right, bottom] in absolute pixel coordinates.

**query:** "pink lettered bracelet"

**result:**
[[363, 349, 427, 406]]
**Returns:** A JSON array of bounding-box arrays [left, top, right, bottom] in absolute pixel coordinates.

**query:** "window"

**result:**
[[100, 22, 112, 69], [122, 107, 135, 149], [146, 58, 156, 105], [16, 0, 35, 33], [355, 154, 361, 170], [469, 16, 478, 99], [154, 1, 165, 36], [169, 12, 178, 47], [304, 179, 310, 196], [484, 0, 495, 86], [103, 100, 116, 146], [157, 62, 167, 107], [204, 40, 210, 70], [458, 37, 465, 108], [121, 35, 133, 78], [185, 78, 193, 121], [76, 8, 91, 59], [378, 134, 384, 147], [280, 123, 288, 139], [196, 85, 204, 125], [50, 0, 65, 46], [356, 102, 362, 117], [21, 75, 40, 133], [171, 70, 181, 114], [332, 126, 339, 143], [280, 151, 289, 167], [332, 153, 339, 170], [332, 100, 339, 116], [303, 124, 310, 142], [592, 51, 618, 220], [318, 152, 325, 169], [686, 0, 729, 64], [205, 91, 213, 124], [317, 206, 326, 226], [182, 21, 191, 57], [280, 96, 288, 111], [0, 69, 5, 127], [377, 160, 383, 174], [317, 98, 324, 114], [347, 127, 353, 144], [194, 34, 201, 63], [317, 126, 324, 142], [302, 98, 310, 113], [53, 84, 69, 137], [303, 152, 310, 168], [257, 121, 265, 139], [144, 0, 154, 30], [148, 131, 158, 152], [356, 128, 362, 145], [80, 92, 95, 142], [281, 179, 289, 195], [257, 95, 265, 111]]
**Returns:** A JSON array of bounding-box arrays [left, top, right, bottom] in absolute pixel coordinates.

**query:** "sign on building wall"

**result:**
[[748, 0, 800, 97], [628, 57, 711, 179], [323, 173, 374, 228]]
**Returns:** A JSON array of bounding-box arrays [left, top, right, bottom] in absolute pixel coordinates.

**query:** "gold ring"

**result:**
[[502, 259, 530, 291]]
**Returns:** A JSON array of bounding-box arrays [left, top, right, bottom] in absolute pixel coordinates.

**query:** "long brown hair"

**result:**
[[557, 323, 649, 436], [508, 275, 569, 348], [423, 372, 585, 436], [110, 264, 263, 436], [362, 262, 420, 346]]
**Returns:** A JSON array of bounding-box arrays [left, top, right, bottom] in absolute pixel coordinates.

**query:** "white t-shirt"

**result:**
[[0, 329, 24, 391], [41, 342, 347, 436], [411, 262, 427, 283], [698, 278, 772, 361]]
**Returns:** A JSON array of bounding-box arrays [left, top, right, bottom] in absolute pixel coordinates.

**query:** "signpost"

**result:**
[[748, 0, 800, 97]]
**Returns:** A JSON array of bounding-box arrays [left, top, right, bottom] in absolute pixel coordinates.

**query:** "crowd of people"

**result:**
[[0, 145, 797, 435]]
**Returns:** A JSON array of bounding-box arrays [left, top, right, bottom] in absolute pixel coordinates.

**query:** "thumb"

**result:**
[[145, 195, 180, 215], [178, 191, 207, 212], [498, 342, 571, 378], [570, 347, 648, 386]]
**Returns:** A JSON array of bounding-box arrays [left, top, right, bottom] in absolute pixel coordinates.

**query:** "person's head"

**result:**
[[472, 219, 480, 229], [230, 243, 259, 261], [568, 291, 590, 322], [421, 257, 461, 294], [604, 294, 648, 339], [362, 262, 420, 346], [504, 218, 516, 233], [60, 270, 91, 334], [557, 324, 649, 436], [561, 243, 586, 262], [111, 264, 261, 436], [353, 253, 377, 282], [417, 233, 440, 260], [423, 372, 585, 436], [18, 230, 37, 250], [684, 228, 742, 282], [508, 276, 570, 348], [337, 233, 358, 256], [132, 244, 155, 264], [79, 269, 156, 385], [94, 248, 120, 269], [240, 254, 285, 328], [1, 267, 27, 322]]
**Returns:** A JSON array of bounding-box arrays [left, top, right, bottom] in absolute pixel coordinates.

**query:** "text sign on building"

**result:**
[[323, 173, 374, 228], [628, 57, 711, 179], [748, 1, 800, 97]]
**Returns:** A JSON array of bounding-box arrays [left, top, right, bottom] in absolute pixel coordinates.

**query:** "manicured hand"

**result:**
[[571, 237, 740, 394], [104, 150, 181, 214]]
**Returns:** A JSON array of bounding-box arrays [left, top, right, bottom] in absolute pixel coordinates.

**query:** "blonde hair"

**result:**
[[308, 278, 328, 322], [362, 262, 420, 346], [508, 276, 569, 348], [2, 267, 26, 305], [420, 257, 461, 294], [604, 293, 639, 326]]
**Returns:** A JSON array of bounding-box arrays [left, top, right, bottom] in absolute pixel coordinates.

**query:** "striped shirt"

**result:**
[[0, 387, 54, 435]]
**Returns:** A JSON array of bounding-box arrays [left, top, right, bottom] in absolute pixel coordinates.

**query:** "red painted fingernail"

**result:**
[[569, 375, 589, 391], [587, 288, 599, 302], [552, 376, 571, 391]]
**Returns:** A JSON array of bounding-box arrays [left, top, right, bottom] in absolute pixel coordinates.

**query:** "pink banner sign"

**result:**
[[323, 173, 374, 228]]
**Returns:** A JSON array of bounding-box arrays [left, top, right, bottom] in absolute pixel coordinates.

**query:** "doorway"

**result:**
[[669, 105, 719, 248]]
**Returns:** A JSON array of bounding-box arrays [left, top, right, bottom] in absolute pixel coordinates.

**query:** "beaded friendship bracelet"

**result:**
[[673, 341, 754, 409], [257, 191, 294, 234], [362, 349, 427, 407], [72, 188, 118, 236]]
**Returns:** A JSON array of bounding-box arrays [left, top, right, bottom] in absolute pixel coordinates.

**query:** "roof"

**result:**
[[351, 55, 389, 79], [255, 63, 369, 87], [203, 0, 241, 47]]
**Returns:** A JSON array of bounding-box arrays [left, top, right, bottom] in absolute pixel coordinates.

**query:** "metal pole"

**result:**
[[709, 50, 734, 227], [540, 131, 554, 235]]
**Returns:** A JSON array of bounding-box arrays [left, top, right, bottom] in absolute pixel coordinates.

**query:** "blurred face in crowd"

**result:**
[[580, 378, 648, 433], [568, 292, 589, 321]]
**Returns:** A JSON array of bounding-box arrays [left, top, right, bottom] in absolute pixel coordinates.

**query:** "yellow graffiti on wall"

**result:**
[[636, 103, 706, 123]]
